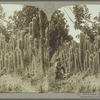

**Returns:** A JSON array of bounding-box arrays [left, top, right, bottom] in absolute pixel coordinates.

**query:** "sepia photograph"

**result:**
[[49, 5, 100, 93], [0, 3, 100, 94]]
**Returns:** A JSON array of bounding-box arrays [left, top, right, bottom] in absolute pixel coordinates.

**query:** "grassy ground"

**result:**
[[0, 73, 42, 93], [0, 71, 100, 93], [49, 72, 100, 93], [49, 52, 100, 93]]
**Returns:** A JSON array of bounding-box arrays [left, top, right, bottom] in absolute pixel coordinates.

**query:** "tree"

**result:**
[[73, 5, 98, 42], [10, 5, 48, 31], [9, 5, 48, 37], [9, 5, 39, 30], [49, 10, 73, 57], [0, 5, 6, 23], [0, 5, 6, 33], [0, 5, 11, 42]]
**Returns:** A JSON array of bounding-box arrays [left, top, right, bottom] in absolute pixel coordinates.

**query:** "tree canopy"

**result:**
[[73, 5, 99, 42], [49, 10, 73, 57], [0, 5, 6, 33], [0, 5, 10, 42], [9, 6, 39, 30], [9, 5, 48, 34]]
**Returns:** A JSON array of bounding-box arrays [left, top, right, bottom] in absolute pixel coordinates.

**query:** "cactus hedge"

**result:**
[[54, 24, 100, 75], [0, 8, 100, 84], [0, 10, 50, 79]]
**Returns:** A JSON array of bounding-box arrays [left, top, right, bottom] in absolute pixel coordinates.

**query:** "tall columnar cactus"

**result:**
[[79, 33, 85, 71], [89, 55, 92, 73], [94, 52, 98, 72], [86, 50, 90, 70], [94, 44, 98, 52], [23, 35, 26, 50], [74, 51, 77, 72], [12, 24, 17, 35], [34, 38, 38, 56], [89, 43, 93, 54], [45, 26, 50, 73], [61, 37, 63, 46], [29, 22, 32, 36], [7, 54, 10, 73], [68, 47, 73, 73], [10, 54, 13, 72], [39, 10, 45, 75], [91, 53, 96, 74], [84, 60, 87, 71], [20, 30, 25, 49], [79, 46, 82, 71], [12, 51, 16, 71], [16, 48, 20, 70], [97, 24, 100, 36], [98, 50, 100, 71], [32, 17, 39, 39]]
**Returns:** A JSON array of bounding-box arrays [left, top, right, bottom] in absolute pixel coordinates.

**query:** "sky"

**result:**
[[1, 4, 100, 43], [1, 4, 23, 18], [60, 5, 100, 42]]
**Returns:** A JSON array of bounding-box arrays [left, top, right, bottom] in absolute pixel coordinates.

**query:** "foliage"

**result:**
[[0, 5, 6, 33], [9, 5, 48, 37], [9, 6, 39, 30], [0, 5, 5, 23], [49, 10, 73, 57], [0, 5, 10, 42], [73, 5, 99, 42]]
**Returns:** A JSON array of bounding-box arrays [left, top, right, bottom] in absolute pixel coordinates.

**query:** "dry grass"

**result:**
[[49, 72, 100, 93], [0, 71, 100, 93], [0, 73, 43, 93]]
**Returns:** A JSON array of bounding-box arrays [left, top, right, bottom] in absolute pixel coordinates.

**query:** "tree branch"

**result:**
[[66, 7, 94, 25], [0, 18, 10, 25], [69, 6, 73, 14], [85, 19, 94, 24], [63, 8, 74, 24]]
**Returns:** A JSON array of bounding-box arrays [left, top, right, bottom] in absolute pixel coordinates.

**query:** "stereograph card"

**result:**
[[0, 0, 100, 99]]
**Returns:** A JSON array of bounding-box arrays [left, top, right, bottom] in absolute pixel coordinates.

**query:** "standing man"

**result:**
[[55, 57, 65, 79]]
